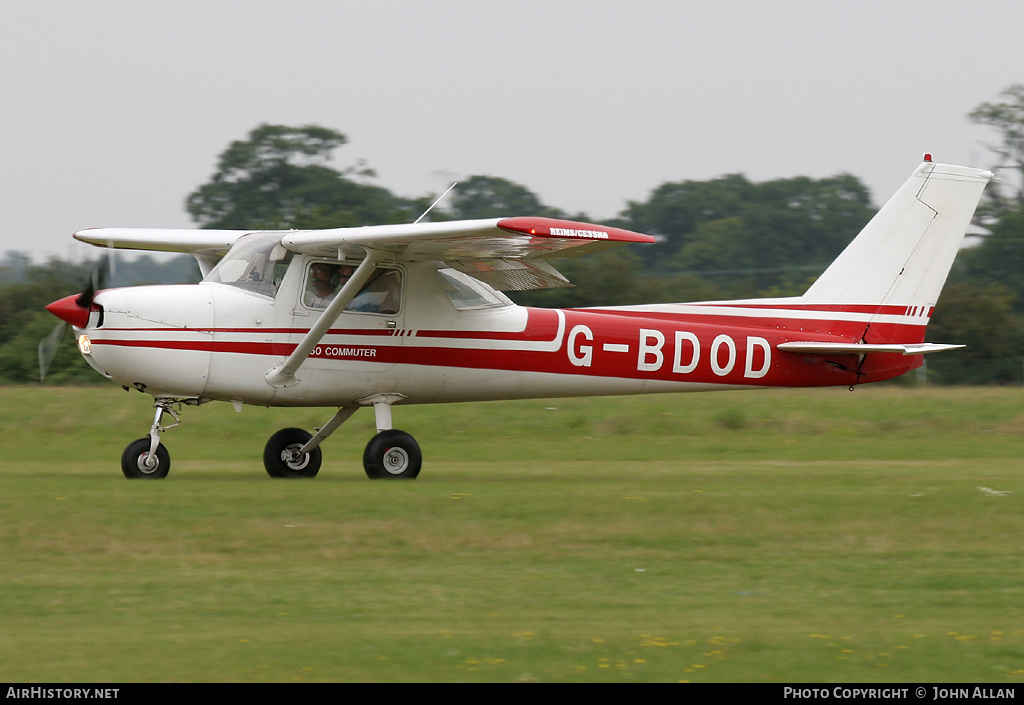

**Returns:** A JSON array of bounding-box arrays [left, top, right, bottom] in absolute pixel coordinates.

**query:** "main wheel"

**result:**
[[363, 430, 421, 479], [121, 437, 170, 479], [264, 428, 322, 478]]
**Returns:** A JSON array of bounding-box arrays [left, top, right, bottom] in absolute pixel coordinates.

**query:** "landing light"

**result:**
[[77, 335, 92, 355]]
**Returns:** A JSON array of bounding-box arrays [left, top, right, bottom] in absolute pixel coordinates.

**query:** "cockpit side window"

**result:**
[[304, 261, 352, 309], [303, 261, 402, 315], [204, 234, 293, 298]]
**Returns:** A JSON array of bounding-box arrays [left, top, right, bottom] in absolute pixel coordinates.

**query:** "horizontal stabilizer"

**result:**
[[778, 341, 965, 356]]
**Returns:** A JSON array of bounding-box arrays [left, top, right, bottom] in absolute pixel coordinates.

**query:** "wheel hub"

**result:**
[[382, 447, 409, 475], [136, 453, 160, 474], [282, 444, 310, 470]]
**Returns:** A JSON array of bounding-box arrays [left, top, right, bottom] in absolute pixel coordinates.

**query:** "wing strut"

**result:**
[[265, 253, 379, 388]]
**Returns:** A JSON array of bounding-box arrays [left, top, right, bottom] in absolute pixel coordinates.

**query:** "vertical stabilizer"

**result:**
[[801, 160, 992, 307]]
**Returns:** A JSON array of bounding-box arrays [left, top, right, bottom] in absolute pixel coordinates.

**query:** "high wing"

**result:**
[[283, 217, 653, 291], [280, 217, 653, 260], [75, 217, 654, 291], [74, 227, 248, 277], [73, 227, 245, 254]]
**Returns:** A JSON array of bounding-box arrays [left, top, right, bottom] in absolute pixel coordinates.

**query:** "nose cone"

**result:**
[[45, 294, 92, 328]]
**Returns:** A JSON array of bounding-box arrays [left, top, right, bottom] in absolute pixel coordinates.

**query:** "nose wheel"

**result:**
[[121, 437, 170, 479]]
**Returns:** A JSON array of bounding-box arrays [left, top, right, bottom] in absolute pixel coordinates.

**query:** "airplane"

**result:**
[[44, 156, 992, 480]]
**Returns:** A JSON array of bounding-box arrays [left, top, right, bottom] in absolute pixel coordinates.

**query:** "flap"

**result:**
[[448, 258, 572, 291]]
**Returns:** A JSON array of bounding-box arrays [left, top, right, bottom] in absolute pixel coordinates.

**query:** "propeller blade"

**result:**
[[75, 257, 109, 308], [38, 322, 67, 382], [105, 237, 116, 279]]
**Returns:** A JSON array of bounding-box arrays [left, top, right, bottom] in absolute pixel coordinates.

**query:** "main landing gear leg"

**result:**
[[121, 399, 180, 479], [361, 394, 421, 480], [263, 407, 357, 479], [262, 395, 422, 480]]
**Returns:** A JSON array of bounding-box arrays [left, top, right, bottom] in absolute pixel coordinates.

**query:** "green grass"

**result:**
[[1, 385, 1022, 682]]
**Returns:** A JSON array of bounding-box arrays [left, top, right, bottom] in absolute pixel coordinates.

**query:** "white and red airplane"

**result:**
[[46, 157, 991, 479]]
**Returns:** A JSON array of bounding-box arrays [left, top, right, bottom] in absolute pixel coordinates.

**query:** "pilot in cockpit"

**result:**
[[305, 261, 399, 313], [306, 262, 354, 308]]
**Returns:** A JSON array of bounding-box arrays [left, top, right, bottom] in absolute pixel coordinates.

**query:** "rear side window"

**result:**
[[436, 268, 512, 310]]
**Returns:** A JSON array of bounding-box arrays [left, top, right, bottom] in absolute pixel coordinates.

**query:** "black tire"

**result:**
[[121, 437, 170, 479], [363, 430, 421, 479], [264, 428, 322, 478]]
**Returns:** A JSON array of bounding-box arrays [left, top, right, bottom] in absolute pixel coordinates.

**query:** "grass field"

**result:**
[[0, 384, 1022, 682]]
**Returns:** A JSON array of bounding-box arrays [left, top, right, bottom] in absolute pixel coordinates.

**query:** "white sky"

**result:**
[[3, 0, 1023, 262]]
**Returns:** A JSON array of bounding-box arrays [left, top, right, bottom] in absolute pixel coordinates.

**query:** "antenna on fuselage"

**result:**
[[413, 182, 458, 224]]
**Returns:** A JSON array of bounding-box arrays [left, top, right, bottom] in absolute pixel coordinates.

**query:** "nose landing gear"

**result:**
[[121, 399, 181, 479]]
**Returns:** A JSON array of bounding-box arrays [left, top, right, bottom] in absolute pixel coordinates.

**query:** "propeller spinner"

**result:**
[[40, 258, 109, 380], [44, 258, 108, 328]]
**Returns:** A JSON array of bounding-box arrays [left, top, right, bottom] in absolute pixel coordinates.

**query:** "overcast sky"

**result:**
[[3, 0, 1023, 263]]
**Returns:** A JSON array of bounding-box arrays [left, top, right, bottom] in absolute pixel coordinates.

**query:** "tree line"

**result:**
[[4, 86, 1023, 384]]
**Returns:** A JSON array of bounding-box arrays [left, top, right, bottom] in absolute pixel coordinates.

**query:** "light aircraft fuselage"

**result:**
[[44, 159, 993, 479], [72, 274, 925, 406]]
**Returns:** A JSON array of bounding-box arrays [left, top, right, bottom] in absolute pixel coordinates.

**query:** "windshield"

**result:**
[[204, 233, 294, 298]]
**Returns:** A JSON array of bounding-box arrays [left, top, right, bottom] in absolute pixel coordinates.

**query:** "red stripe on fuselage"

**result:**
[[89, 305, 925, 387]]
